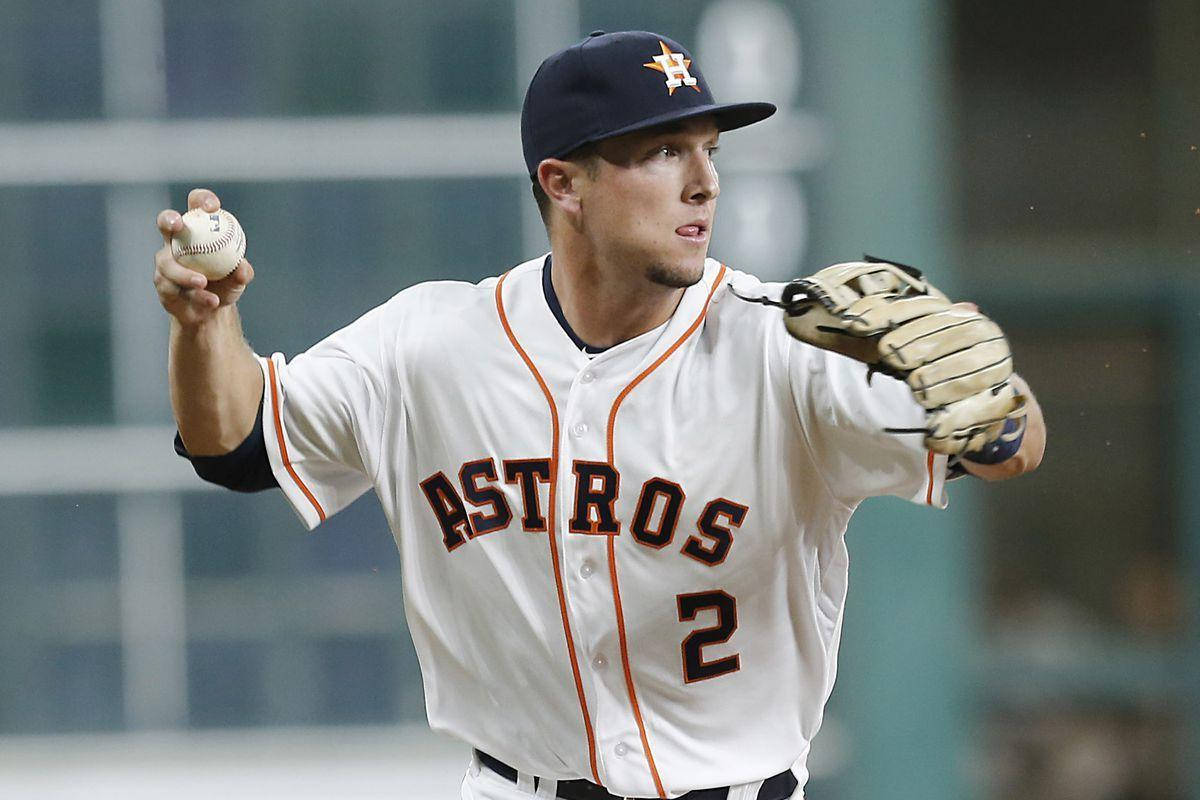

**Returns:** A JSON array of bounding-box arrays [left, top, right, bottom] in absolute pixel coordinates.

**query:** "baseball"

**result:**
[[171, 207, 247, 280]]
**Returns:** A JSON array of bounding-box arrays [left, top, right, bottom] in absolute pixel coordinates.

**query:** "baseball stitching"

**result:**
[[175, 212, 244, 257]]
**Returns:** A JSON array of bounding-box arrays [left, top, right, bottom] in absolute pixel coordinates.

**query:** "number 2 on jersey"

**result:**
[[677, 590, 739, 683]]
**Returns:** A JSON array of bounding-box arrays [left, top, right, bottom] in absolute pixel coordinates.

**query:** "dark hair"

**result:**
[[530, 144, 600, 226]]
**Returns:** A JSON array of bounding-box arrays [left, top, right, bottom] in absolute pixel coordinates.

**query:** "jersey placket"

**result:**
[[551, 265, 726, 799], [555, 354, 653, 793], [494, 261, 724, 798]]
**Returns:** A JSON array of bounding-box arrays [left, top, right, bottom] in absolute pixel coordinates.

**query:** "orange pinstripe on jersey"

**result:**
[[494, 269, 601, 785], [925, 451, 936, 505], [603, 264, 727, 800], [267, 357, 327, 524]]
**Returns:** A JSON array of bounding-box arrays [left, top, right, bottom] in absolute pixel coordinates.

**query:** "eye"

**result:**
[[706, 145, 720, 159], [652, 144, 677, 159]]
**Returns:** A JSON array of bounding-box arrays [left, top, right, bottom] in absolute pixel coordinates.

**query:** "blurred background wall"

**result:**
[[0, 1, 1196, 798]]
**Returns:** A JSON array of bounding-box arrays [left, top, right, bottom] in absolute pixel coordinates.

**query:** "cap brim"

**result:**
[[550, 101, 777, 163]]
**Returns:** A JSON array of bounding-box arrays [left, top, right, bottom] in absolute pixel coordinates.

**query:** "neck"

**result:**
[[549, 238, 688, 350]]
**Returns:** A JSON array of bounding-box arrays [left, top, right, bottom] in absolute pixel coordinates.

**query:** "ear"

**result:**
[[537, 158, 586, 220]]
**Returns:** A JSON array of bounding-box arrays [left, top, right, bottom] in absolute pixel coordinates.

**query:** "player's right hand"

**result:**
[[154, 188, 254, 326]]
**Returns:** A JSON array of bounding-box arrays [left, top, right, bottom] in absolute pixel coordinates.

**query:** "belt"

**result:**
[[475, 750, 799, 800]]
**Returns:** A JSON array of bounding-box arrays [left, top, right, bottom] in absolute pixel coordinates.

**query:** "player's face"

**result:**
[[580, 117, 720, 289]]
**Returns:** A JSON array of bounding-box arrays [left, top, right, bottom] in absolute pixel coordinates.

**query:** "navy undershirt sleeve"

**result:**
[[173, 398, 279, 492]]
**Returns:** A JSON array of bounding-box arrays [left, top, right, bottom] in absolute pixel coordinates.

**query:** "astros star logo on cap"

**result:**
[[642, 40, 702, 95]]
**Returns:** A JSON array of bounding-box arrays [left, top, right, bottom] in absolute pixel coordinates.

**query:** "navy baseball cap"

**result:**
[[521, 30, 777, 177]]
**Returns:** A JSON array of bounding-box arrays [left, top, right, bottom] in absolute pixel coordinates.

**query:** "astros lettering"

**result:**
[[420, 458, 747, 561]]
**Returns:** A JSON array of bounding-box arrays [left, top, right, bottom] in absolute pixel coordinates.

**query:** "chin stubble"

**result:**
[[645, 261, 704, 289]]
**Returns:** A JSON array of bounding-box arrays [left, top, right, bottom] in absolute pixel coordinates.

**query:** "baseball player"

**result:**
[[154, 30, 1045, 800]]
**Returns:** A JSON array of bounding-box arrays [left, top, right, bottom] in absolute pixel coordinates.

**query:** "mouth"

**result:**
[[675, 221, 709, 243]]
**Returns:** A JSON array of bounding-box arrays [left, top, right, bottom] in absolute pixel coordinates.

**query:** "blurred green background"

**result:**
[[0, 1, 1196, 798]]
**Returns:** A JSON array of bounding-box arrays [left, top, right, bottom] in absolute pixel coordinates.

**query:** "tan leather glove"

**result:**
[[776, 259, 1027, 455]]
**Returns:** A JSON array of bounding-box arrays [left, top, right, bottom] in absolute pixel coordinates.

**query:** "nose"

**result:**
[[684, 150, 719, 204]]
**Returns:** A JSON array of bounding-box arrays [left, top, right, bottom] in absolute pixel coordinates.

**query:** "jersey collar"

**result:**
[[541, 255, 612, 356]]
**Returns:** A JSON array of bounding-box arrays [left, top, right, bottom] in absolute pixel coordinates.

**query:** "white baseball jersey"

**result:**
[[257, 255, 949, 799]]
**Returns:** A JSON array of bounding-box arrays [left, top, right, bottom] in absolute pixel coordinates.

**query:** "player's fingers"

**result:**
[[170, 285, 219, 309], [187, 288, 221, 309], [153, 270, 184, 299], [204, 259, 252, 293], [154, 279, 215, 323], [230, 258, 254, 285], [157, 209, 182, 246], [952, 301, 979, 313], [155, 247, 208, 290], [187, 188, 220, 212]]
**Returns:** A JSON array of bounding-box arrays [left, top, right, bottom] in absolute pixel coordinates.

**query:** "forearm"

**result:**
[[961, 373, 1045, 480], [169, 306, 264, 455]]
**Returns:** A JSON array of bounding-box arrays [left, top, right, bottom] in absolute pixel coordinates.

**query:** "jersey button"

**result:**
[[581, 371, 595, 384], [579, 561, 595, 579], [571, 422, 589, 437], [613, 742, 629, 758], [591, 654, 607, 670]]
